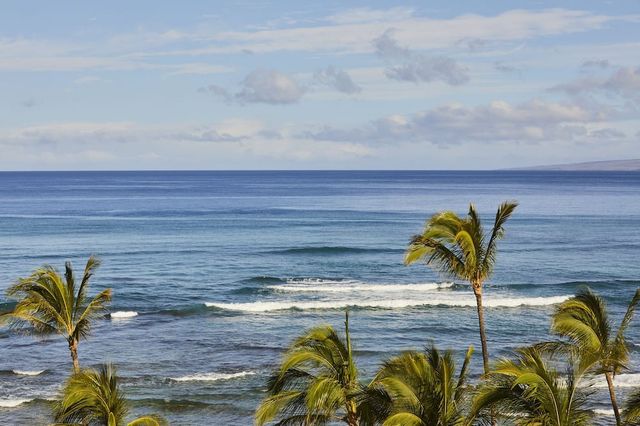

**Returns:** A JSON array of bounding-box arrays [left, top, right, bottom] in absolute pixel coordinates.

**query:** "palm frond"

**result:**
[[481, 201, 518, 276], [256, 312, 360, 426], [623, 387, 640, 425]]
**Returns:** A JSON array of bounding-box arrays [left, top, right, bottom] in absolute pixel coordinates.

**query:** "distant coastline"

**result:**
[[509, 159, 640, 171]]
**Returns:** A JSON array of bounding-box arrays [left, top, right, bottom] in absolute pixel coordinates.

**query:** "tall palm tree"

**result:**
[[5, 256, 111, 372], [54, 363, 164, 426], [256, 312, 361, 426], [468, 346, 593, 426], [623, 388, 640, 425], [360, 345, 474, 426], [404, 201, 518, 374], [550, 287, 640, 425]]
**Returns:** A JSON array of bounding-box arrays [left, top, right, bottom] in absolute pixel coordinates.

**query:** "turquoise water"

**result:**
[[1, 171, 639, 425]]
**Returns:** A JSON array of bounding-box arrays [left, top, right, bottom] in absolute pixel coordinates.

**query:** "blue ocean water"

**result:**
[[0, 170, 639, 425]]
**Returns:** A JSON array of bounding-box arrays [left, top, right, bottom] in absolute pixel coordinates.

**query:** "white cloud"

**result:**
[[325, 7, 415, 24], [303, 99, 609, 144], [164, 8, 621, 56], [200, 69, 305, 105]]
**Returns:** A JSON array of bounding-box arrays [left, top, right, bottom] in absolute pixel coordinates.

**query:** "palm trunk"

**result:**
[[345, 399, 359, 426], [605, 371, 621, 426], [473, 284, 490, 374], [68, 338, 79, 373], [474, 283, 495, 426]]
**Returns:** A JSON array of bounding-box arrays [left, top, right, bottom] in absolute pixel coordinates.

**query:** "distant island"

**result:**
[[511, 159, 640, 171]]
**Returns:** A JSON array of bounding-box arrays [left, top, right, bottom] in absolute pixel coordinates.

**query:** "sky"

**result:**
[[0, 1, 639, 170]]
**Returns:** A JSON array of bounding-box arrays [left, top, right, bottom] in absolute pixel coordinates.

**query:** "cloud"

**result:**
[[373, 31, 469, 85], [551, 66, 640, 103], [163, 8, 622, 56], [238, 69, 304, 104], [494, 62, 520, 74], [22, 98, 36, 108], [313, 66, 361, 94], [303, 99, 607, 145], [0, 120, 372, 169], [581, 59, 611, 69], [200, 69, 305, 105], [325, 7, 415, 24]]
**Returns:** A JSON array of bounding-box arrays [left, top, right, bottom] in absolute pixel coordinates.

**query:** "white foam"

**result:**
[[205, 295, 570, 313], [12, 370, 45, 376], [269, 282, 454, 293], [110, 311, 138, 319], [591, 373, 640, 388], [594, 409, 615, 416], [170, 371, 255, 382], [0, 398, 32, 408]]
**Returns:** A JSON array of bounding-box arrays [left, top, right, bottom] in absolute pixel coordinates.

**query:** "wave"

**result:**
[[266, 246, 399, 255], [594, 409, 615, 416], [0, 398, 32, 408], [269, 281, 454, 293], [109, 311, 138, 319], [240, 276, 285, 285], [205, 295, 570, 313], [591, 373, 640, 389], [170, 371, 256, 382], [12, 370, 45, 376]]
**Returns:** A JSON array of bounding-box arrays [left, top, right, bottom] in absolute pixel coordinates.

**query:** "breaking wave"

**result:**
[[170, 371, 256, 382], [0, 398, 32, 408], [205, 295, 570, 313], [268, 281, 454, 293], [109, 311, 138, 319], [12, 370, 45, 376]]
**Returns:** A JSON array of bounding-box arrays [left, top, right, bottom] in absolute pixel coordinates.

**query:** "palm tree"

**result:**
[[360, 345, 474, 426], [468, 346, 593, 426], [256, 312, 361, 426], [404, 201, 518, 374], [4, 256, 111, 372], [623, 388, 640, 425], [550, 288, 640, 425], [54, 363, 164, 426]]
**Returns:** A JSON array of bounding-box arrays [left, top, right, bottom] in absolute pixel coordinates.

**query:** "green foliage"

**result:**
[[552, 288, 640, 375], [54, 364, 165, 426], [361, 345, 473, 426], [469, 346, 593, 426], [623, 388, 640, 425], [404, 201, 518, 285], [551, 288, 640, 424], [256, 312, 360, 425], [4, 256, 111, 358]]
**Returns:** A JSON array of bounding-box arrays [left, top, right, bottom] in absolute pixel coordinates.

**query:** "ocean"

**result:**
[[1, 171, 639, 425]]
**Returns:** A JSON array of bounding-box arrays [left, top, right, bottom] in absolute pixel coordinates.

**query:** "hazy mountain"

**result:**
[[512, 159, 640, 171]]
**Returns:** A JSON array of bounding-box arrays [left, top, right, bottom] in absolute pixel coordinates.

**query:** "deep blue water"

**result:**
[[1, 171, 639, 425]]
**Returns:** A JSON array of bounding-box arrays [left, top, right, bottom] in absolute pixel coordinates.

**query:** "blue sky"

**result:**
[[1, 1, 638, 170]]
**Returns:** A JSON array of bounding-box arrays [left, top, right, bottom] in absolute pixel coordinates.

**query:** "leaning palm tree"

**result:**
[[54, 363, 164, 426], [4, 256, 111, 372], [405, 201, 518, 374], [468, 346, 593, 426], [550, 287, 640, 425], [360, 345, 474, 426], [623, 388, 640, 425], [256, 312, 361, 426]]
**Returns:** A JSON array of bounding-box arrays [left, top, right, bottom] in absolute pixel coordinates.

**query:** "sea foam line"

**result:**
[[0, 398, 32, 408], [12, 370, 45, 376], [109, 311, 138, 319], [170, 371, 255, 382], [205, 295, 570, 313], [590, 373, 640, 389], [269, 282, 454, 293]]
